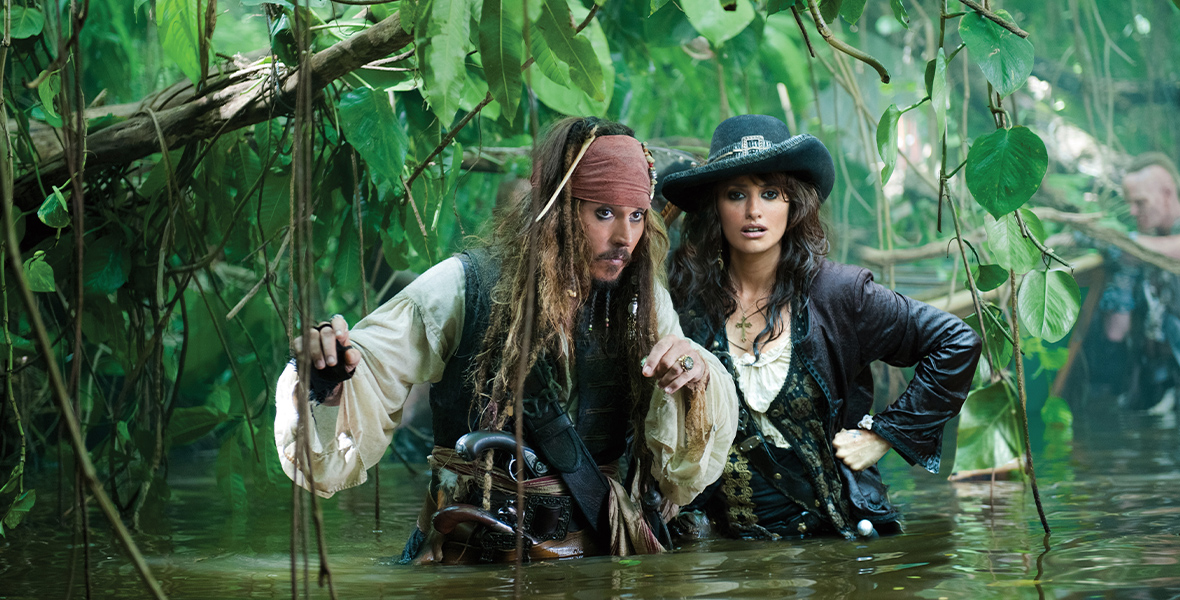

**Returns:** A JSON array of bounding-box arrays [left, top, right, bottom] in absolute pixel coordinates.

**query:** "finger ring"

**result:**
[[315, 321, 333, 331], [677, 355, 694, 371]]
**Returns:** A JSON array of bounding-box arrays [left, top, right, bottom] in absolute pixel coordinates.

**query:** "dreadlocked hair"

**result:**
[[669, 172, 828, 360], [468, 117, 669, 506]]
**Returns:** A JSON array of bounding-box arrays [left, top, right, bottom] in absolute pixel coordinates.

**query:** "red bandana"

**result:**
[[568, 136, 653, 210]]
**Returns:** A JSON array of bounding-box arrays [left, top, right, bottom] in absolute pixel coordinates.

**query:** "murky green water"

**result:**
[[2, 405, 1178, 599]]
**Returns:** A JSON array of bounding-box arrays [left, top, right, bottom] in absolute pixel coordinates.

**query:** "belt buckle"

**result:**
[[737, 435, 762, 453]]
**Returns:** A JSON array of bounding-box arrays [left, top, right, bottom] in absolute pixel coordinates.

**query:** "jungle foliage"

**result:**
[[1, 0, 1179, 594]]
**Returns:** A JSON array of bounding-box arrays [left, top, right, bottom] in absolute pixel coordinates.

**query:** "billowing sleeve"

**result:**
[[274, 257, 466, 497], [644, 284, 738, 506], [853, 270, 982, 473]]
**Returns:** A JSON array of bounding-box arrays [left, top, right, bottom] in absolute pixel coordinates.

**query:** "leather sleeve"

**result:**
[[851, 270, 982, 473]]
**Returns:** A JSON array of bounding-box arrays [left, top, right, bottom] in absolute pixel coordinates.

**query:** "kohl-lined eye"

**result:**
[[629, 209, 646, 222], [762, 189, 781, 200], [595, 207, 614, 220], [725, 189, 746, 201]]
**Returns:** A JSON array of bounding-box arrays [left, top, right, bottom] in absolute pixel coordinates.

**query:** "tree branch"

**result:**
[[956, 0, 1029, 38], [14, 13, 412, 209]]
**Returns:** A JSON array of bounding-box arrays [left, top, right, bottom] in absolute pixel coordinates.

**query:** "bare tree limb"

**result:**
[[14, 13, 412, 209]]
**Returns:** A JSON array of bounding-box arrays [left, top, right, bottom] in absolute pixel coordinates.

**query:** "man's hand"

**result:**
[[642, 334, 707, 395], [832, 428, 891, 471], [292, 314, 363, 406]]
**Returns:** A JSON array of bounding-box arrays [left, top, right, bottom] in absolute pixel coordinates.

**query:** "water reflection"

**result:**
[[1, 407, 1178, 599]]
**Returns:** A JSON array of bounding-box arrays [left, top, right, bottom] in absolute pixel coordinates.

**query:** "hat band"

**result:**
[[707, 135, 775, 164]]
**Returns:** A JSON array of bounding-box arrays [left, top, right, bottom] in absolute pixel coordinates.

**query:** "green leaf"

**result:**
[[766, 0, 797, 16], [338, 87, 409, 185], [839, 0, 866, 24], [2, 489, 36, 531], [419, 0, 474, 123], [157, 0, 206, 86], [1017, 269, 1081, 343], [985, 209, 1045, 274], [954, 381, 1021, 472], [257, 172, 293, 240], [958, 11, 1034, 97], [22, 252, 55, 293], [1040, 395, 1073, 429], [530, 4, 614, 117], [876, 104, 901, 185], [82, 235, 132, 294], [536, 0, 605, 102], [37, 186, 70, 228], [333, 211, 362, 289], [170, 406, 225, 446], [964, 305, 1012, 368], [479, 0, 524, 125], [890, 0, 909, 29], [932, 48, 948, 142], [971, 263, 1008, 292], [818, 0, 841, 24], [0, 463, 22, 495], [5, 6, 45, 39], [966, 126, 1048, 218], [380, 226, 410, 271], [679, 0, 754, 47], [37, 71, 62, 128]]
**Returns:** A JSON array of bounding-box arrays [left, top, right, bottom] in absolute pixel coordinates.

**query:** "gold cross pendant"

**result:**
[[735, 314, 752, 343]]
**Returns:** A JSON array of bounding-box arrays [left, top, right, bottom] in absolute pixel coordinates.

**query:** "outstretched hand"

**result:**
[[642, 334, 707, 395], [832, 428, 891, 471], [292, 314, 362, 406]]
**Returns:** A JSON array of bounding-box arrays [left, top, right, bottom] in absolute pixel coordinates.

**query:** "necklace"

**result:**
[[733, 298, 766, 343]]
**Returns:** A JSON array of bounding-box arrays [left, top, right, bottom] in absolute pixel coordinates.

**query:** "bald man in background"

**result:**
[[1099, 154, 1180, 413]]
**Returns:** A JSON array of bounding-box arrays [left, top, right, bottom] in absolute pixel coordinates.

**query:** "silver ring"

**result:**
[[677, 355, 694, 372]]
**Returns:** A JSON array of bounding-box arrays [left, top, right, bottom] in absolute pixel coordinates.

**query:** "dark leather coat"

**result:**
[[681, 259, 982, 523]]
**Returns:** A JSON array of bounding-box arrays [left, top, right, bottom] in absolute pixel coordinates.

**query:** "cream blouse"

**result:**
[[274, 256, 738, 506], [731, 327, 794, 449]]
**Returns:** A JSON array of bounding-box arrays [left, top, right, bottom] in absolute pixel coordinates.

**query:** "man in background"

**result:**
[[1099, 153, 1180, 413]]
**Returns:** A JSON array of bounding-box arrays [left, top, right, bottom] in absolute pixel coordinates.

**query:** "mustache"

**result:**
[[594, 248, 632, 262]]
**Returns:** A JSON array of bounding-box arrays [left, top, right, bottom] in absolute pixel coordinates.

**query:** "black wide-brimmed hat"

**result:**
[[661, 114, 836, 212]]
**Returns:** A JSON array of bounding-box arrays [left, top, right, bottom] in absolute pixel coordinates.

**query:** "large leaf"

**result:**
[[256, 172, 292, 241], [338, 87, 409, 185], [964, 304, 1013, 368], [5, 6, 45, 39], [958, 10, 1034, 97], [985, 208, 1045, 274], [479, 0, 524, 125], [37, 71, 62, 127], [839, 0, 866, 24], [966, 126, 1048, 218], [2, 489, 36, 532], [954, 381, 1022, 472], [932, 48, 948, 142], [530, 4, 614, 117], [419, 0, 473, 123], [333, 209, 362, 289], [169, 405, 225, 446], [37, 187, 70, 228], [970, 263, 1008, 292], [156, 0, 206, 86], [876, 104, 901, 185], [83, 235, 132, 294], [535, 0, 604, 102], [679, 0, 754, 47], [1018, 269, 1081, 343], [818, 0, 841, 23], [22, 252, 55, 293], [0, 463, 21, 495]]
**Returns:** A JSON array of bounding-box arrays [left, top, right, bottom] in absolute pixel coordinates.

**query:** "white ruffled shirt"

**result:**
[[274, 256, 738, 506], [732, 329, 794, 449]]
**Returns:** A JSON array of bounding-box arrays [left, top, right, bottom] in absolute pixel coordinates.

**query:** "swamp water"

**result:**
[[2, 404, 1179, 599]]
